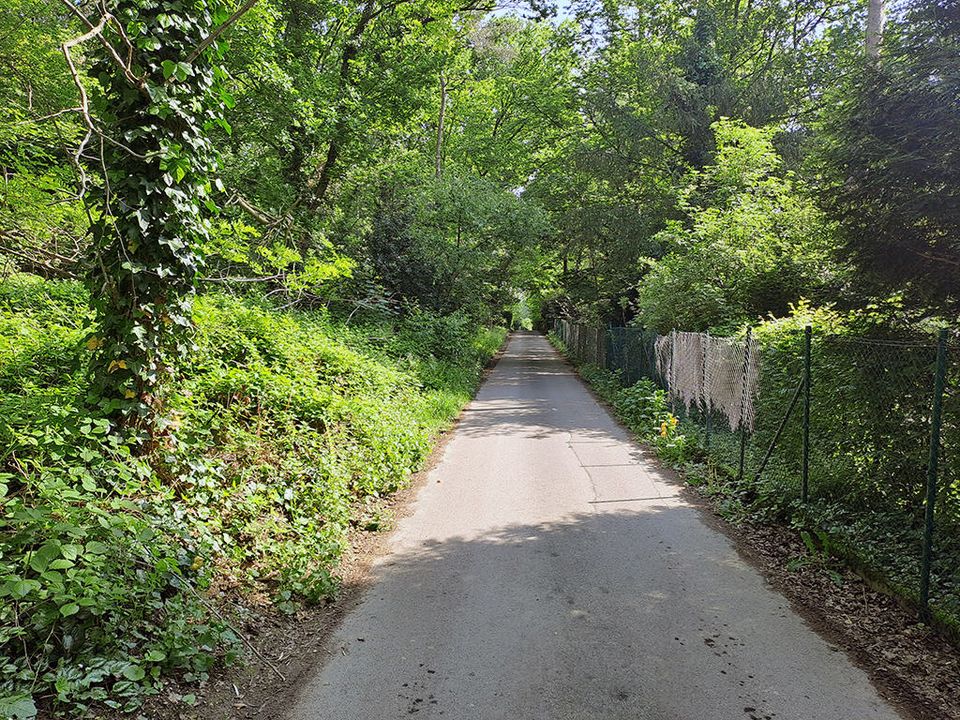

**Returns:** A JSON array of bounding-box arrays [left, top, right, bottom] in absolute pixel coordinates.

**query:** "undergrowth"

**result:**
[[0, 274, 505, 718]]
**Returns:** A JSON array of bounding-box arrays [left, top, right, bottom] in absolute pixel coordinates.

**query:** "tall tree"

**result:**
[[865, 0, 884, 60], [819, 0, 960, 315], [71, 0, 234, 430]]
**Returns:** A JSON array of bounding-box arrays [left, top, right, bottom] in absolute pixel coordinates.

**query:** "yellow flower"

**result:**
[[660, 421, 668, 437]]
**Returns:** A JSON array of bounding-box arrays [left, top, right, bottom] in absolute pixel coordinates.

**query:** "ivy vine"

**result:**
[[84, 0, 233, 434]]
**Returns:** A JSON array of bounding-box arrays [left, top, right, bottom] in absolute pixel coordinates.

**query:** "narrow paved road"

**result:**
[[288, 333, 901, 720]]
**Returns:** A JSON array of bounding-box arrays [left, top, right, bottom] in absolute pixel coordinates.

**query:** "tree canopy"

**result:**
[[1, 0, 958, 713], [6, 0, 956, 342]]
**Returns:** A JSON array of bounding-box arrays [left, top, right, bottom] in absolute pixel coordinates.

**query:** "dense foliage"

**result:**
[[0, 274, 503, 715], [818, 1, 960, 314], [2, 0, 959, 714]]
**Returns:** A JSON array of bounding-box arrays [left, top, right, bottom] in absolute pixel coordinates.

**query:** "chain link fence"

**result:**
[[554, 319, 960, 631]]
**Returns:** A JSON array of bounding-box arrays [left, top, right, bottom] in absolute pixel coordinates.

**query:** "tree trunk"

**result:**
[[308, 0, 377, 212], [435, 73, 447, 178], [866, 0, 884, 61]]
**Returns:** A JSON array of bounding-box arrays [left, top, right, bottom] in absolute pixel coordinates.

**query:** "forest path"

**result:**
[[286, 333, 901, 720]]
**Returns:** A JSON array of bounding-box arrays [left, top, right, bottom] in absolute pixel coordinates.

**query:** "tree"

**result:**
[[69, 0, 234, 431], [0, 0, 87, 277], [865, 0, 884, 60], [818, 0, 960, 315], [636, 120, 837, 332]]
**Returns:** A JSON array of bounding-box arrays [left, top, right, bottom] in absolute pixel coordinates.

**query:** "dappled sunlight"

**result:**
[[455, 334, 638, 443]]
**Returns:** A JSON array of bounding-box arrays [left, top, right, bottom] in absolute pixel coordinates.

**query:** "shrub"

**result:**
[[613, 379, 671, 435], [0, 274, 504, 716]]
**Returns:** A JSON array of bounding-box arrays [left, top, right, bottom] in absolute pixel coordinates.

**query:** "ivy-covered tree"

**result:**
[[78, 0, 234, 431]]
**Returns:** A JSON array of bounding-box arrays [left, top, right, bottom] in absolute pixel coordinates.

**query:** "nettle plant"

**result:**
[[83, 0, 233, 433]]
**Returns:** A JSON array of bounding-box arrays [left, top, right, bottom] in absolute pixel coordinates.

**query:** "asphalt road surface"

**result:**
[[287, 333, 901, 720]]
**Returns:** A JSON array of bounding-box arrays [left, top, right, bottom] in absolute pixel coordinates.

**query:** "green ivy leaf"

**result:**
[[59, 603, 80, 617]]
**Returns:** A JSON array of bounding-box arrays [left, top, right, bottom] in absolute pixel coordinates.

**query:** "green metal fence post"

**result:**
[[920, 328, 949, 621], [669, 330, 677, 415], [737, 328, 753, 483], [623, 329, 631, 385], [753, 375, 804, 483], [802, 324, 811, 504], [702, 332, 711, 453]]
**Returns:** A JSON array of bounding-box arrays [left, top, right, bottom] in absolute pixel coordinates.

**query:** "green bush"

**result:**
[[635, 120, 840, 334], [0, 274, 505, 716], [578, 363, 622, 404], [613, 379, 670, 435]]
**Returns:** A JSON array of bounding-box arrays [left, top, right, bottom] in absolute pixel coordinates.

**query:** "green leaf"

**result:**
[[85, 541, 109, 555], [0, 695, 37, 720], [121, 665, 146, 681], [9, 579, 40, 598], [29, 542, 61, 573], [59, 603, 80, 617], [61, 544, 81, 561], [161, 60, 176, 80]]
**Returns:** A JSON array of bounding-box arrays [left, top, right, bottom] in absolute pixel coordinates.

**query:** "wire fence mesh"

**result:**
[[554, 319, 960, 630]]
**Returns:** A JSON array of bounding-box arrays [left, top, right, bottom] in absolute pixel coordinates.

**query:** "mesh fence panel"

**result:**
[[553, 320, 959, 625], [661, 331, 760, 432]]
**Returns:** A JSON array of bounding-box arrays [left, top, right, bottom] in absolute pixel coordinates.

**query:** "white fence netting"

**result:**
[[555, 321, 760, 432], [658, 331, 760, 432]]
